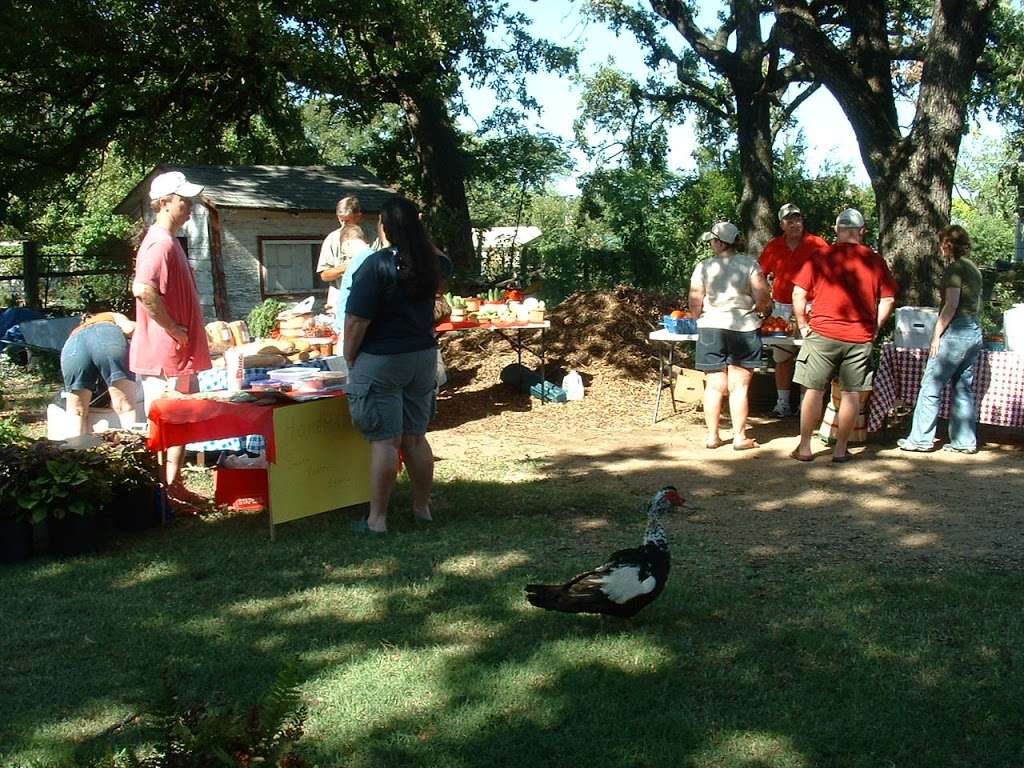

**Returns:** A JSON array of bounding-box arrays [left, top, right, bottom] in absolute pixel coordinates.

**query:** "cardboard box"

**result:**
[[672, 366, 705, 404]]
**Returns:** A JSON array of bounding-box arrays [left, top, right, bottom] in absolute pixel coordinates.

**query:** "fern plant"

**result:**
[[87, 662, 311, 768]]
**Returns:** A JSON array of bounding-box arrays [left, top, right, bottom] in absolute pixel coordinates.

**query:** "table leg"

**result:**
[[653, 343, 667, 424], [540, 328, 546, 405], [668, 343, 677, 415]]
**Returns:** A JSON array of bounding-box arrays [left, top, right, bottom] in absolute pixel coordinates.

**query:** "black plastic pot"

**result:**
[[46, 514, 100, 557], [109, 485, 162, 532], [0, 519, 33, 564]]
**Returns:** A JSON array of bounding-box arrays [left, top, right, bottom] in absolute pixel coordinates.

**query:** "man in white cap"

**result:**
[[758, 203, 828, 417], [789, 208, 897, 463], [129, 170, 212, 508]]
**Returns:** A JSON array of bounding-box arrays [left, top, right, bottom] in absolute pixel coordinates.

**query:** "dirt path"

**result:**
[[433, 343, 1024, 570]]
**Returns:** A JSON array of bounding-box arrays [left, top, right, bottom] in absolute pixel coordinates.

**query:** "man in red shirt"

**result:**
[[130, 171, 212, 501], [759, 203, 828, 417], [790, 208, 897, 463]]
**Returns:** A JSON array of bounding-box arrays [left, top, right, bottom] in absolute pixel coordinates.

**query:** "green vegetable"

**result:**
[[246, 298, 285, 338]]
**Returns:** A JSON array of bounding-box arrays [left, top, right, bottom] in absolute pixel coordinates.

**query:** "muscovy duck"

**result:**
[[525, 486, 685, 618]]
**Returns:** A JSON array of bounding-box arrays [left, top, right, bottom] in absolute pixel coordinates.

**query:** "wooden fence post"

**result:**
[[23, 240, 40, 308]]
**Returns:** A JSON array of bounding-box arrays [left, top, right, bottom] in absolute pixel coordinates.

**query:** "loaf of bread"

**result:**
[[241, 353, 287, 369], [227, 320, 251, 346]]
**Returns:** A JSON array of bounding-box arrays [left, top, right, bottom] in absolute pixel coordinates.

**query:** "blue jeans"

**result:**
[[905, 317, 982, 451]]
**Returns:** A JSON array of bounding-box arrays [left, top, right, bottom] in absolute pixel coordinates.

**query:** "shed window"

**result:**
[[259, 239, 324, 296]]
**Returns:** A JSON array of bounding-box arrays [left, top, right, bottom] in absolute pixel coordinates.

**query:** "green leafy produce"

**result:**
[[246, 298, 285, 339]]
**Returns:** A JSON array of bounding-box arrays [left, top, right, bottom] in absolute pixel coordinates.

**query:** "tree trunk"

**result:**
[[650, 0, 778, 252], [401, 92, 476, 271], [774, 0, 998, 304], [734, 82, 777, 256]]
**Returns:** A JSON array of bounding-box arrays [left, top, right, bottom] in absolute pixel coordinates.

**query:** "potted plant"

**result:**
[[0, 443, 34, 564], [97, 431, 164, 531], [16, 443, 113, 557]]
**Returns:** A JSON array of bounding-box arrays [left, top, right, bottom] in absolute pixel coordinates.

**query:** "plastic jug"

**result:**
[[562, 369, 584, 401], [1005, 304, 1024, 352]]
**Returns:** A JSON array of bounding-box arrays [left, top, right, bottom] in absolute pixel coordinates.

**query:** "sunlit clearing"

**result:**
[[528, 636, 675, 681], [223, 588, 391, 624], [899, 532, 939, 547], [322, 560, 399, 580], [424, 614, 507, 644], [436, 552, 530, 577], [111, 560, 184, 589], [692, 730, 809, 767]]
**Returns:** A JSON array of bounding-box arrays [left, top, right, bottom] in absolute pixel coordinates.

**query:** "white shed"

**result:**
[[114, 164, 397, 321]]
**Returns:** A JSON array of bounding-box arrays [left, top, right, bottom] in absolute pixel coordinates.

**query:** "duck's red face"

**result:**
[[664, 489, 685, 507]]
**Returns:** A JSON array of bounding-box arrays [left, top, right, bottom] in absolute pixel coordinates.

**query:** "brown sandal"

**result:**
[[789, 448, 814, 462], [733, 438, 760, 451]]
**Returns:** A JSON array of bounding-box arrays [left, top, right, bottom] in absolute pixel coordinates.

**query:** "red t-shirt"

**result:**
[[758, 233, 828, 303], [129, 226, 211, 376], [792, 242, 899, 343]]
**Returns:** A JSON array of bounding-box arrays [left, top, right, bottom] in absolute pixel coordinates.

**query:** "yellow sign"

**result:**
[[268, 397, 370, 535]]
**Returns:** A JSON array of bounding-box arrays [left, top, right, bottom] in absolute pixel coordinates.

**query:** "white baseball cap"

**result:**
[[778, 203, 802, 221], [835, 208, 865, 228], [700, 221, 740, 245], [149, 171, 204, 201]]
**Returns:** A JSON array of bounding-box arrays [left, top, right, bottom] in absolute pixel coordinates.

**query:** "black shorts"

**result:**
[[695, 327, 762, 371]]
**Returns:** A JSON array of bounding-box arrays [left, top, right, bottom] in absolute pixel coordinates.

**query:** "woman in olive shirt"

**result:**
[[899, 225, 984, 454]]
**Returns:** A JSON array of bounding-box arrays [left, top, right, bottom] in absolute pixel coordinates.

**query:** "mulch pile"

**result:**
[[435, 286, 699, 434]]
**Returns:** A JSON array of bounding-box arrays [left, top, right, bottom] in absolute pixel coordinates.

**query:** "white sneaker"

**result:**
[[771, 402, 793, 418]]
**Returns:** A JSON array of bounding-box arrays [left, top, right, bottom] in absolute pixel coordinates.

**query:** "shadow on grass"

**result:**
[[1, 443, 1023, 767]]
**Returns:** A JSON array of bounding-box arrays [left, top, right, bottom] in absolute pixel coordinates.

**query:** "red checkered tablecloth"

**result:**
[[867, 343, 1024, 431]]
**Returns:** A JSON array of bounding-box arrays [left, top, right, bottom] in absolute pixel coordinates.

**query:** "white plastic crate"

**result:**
[[894, 306, 938, 349]]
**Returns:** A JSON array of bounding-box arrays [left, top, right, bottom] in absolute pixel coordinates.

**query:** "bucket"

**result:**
[[1004, 304, 1024, 352]]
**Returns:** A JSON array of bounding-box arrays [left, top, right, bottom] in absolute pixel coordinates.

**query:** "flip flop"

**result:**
[[350, 517, 387, 535], [732, 438, 760, 451], [831, 454, 853, 464], [705, 438, 728, 449], [789, 448, 814, 462]]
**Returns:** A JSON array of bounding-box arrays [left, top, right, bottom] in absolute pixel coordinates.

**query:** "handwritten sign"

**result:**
[[268, 397, 371, 533]]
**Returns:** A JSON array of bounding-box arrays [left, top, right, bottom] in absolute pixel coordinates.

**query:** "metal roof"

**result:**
[[114, 164, 397, 216]]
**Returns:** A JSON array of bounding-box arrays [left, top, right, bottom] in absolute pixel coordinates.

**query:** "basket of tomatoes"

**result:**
[[759, 316, 791, 336], [663, 310, 697, 334]]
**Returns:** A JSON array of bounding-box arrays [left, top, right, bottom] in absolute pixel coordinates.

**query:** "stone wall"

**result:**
[[217, 209, 338, 320]]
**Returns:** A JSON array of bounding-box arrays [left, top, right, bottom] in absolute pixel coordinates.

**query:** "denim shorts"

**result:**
[[695, 327, 763, 371], [60, 323, 132, 392], [793, 332, 873, 391], [346, 348, 438, 441]]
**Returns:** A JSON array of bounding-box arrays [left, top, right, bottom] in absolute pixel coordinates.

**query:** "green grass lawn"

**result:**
[[2, 451, 1023, 768]]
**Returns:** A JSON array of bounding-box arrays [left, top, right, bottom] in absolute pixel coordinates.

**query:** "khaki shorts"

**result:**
[[793, 333, 874, 391], [772, 345, 796, 364], [346, 348, 438, 441]]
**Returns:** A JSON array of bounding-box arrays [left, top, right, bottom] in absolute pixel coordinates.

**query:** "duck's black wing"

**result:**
[[525, 544, 668, 617]]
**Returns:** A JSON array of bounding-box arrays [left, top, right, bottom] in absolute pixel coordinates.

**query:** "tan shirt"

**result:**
[[690, 252, 764, 332]]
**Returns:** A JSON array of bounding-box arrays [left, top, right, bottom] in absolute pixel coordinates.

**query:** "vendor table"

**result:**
[[148, 392, 370, 537], [436, 320, 552, 401], [866, 343, 1024, 432], [649, 329, 801, 423]]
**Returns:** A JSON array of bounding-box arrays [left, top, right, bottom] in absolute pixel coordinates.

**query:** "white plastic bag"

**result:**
[[562, 370, 584, 401]]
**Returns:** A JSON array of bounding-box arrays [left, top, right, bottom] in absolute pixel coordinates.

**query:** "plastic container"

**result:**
[[562, 370, 584, 401], [894, 306, 938, 349], [530, 381, 567, 403], [1004, 304, 1024, 352], [663, 315, 697, 335], [215, 466, 269, 510]]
